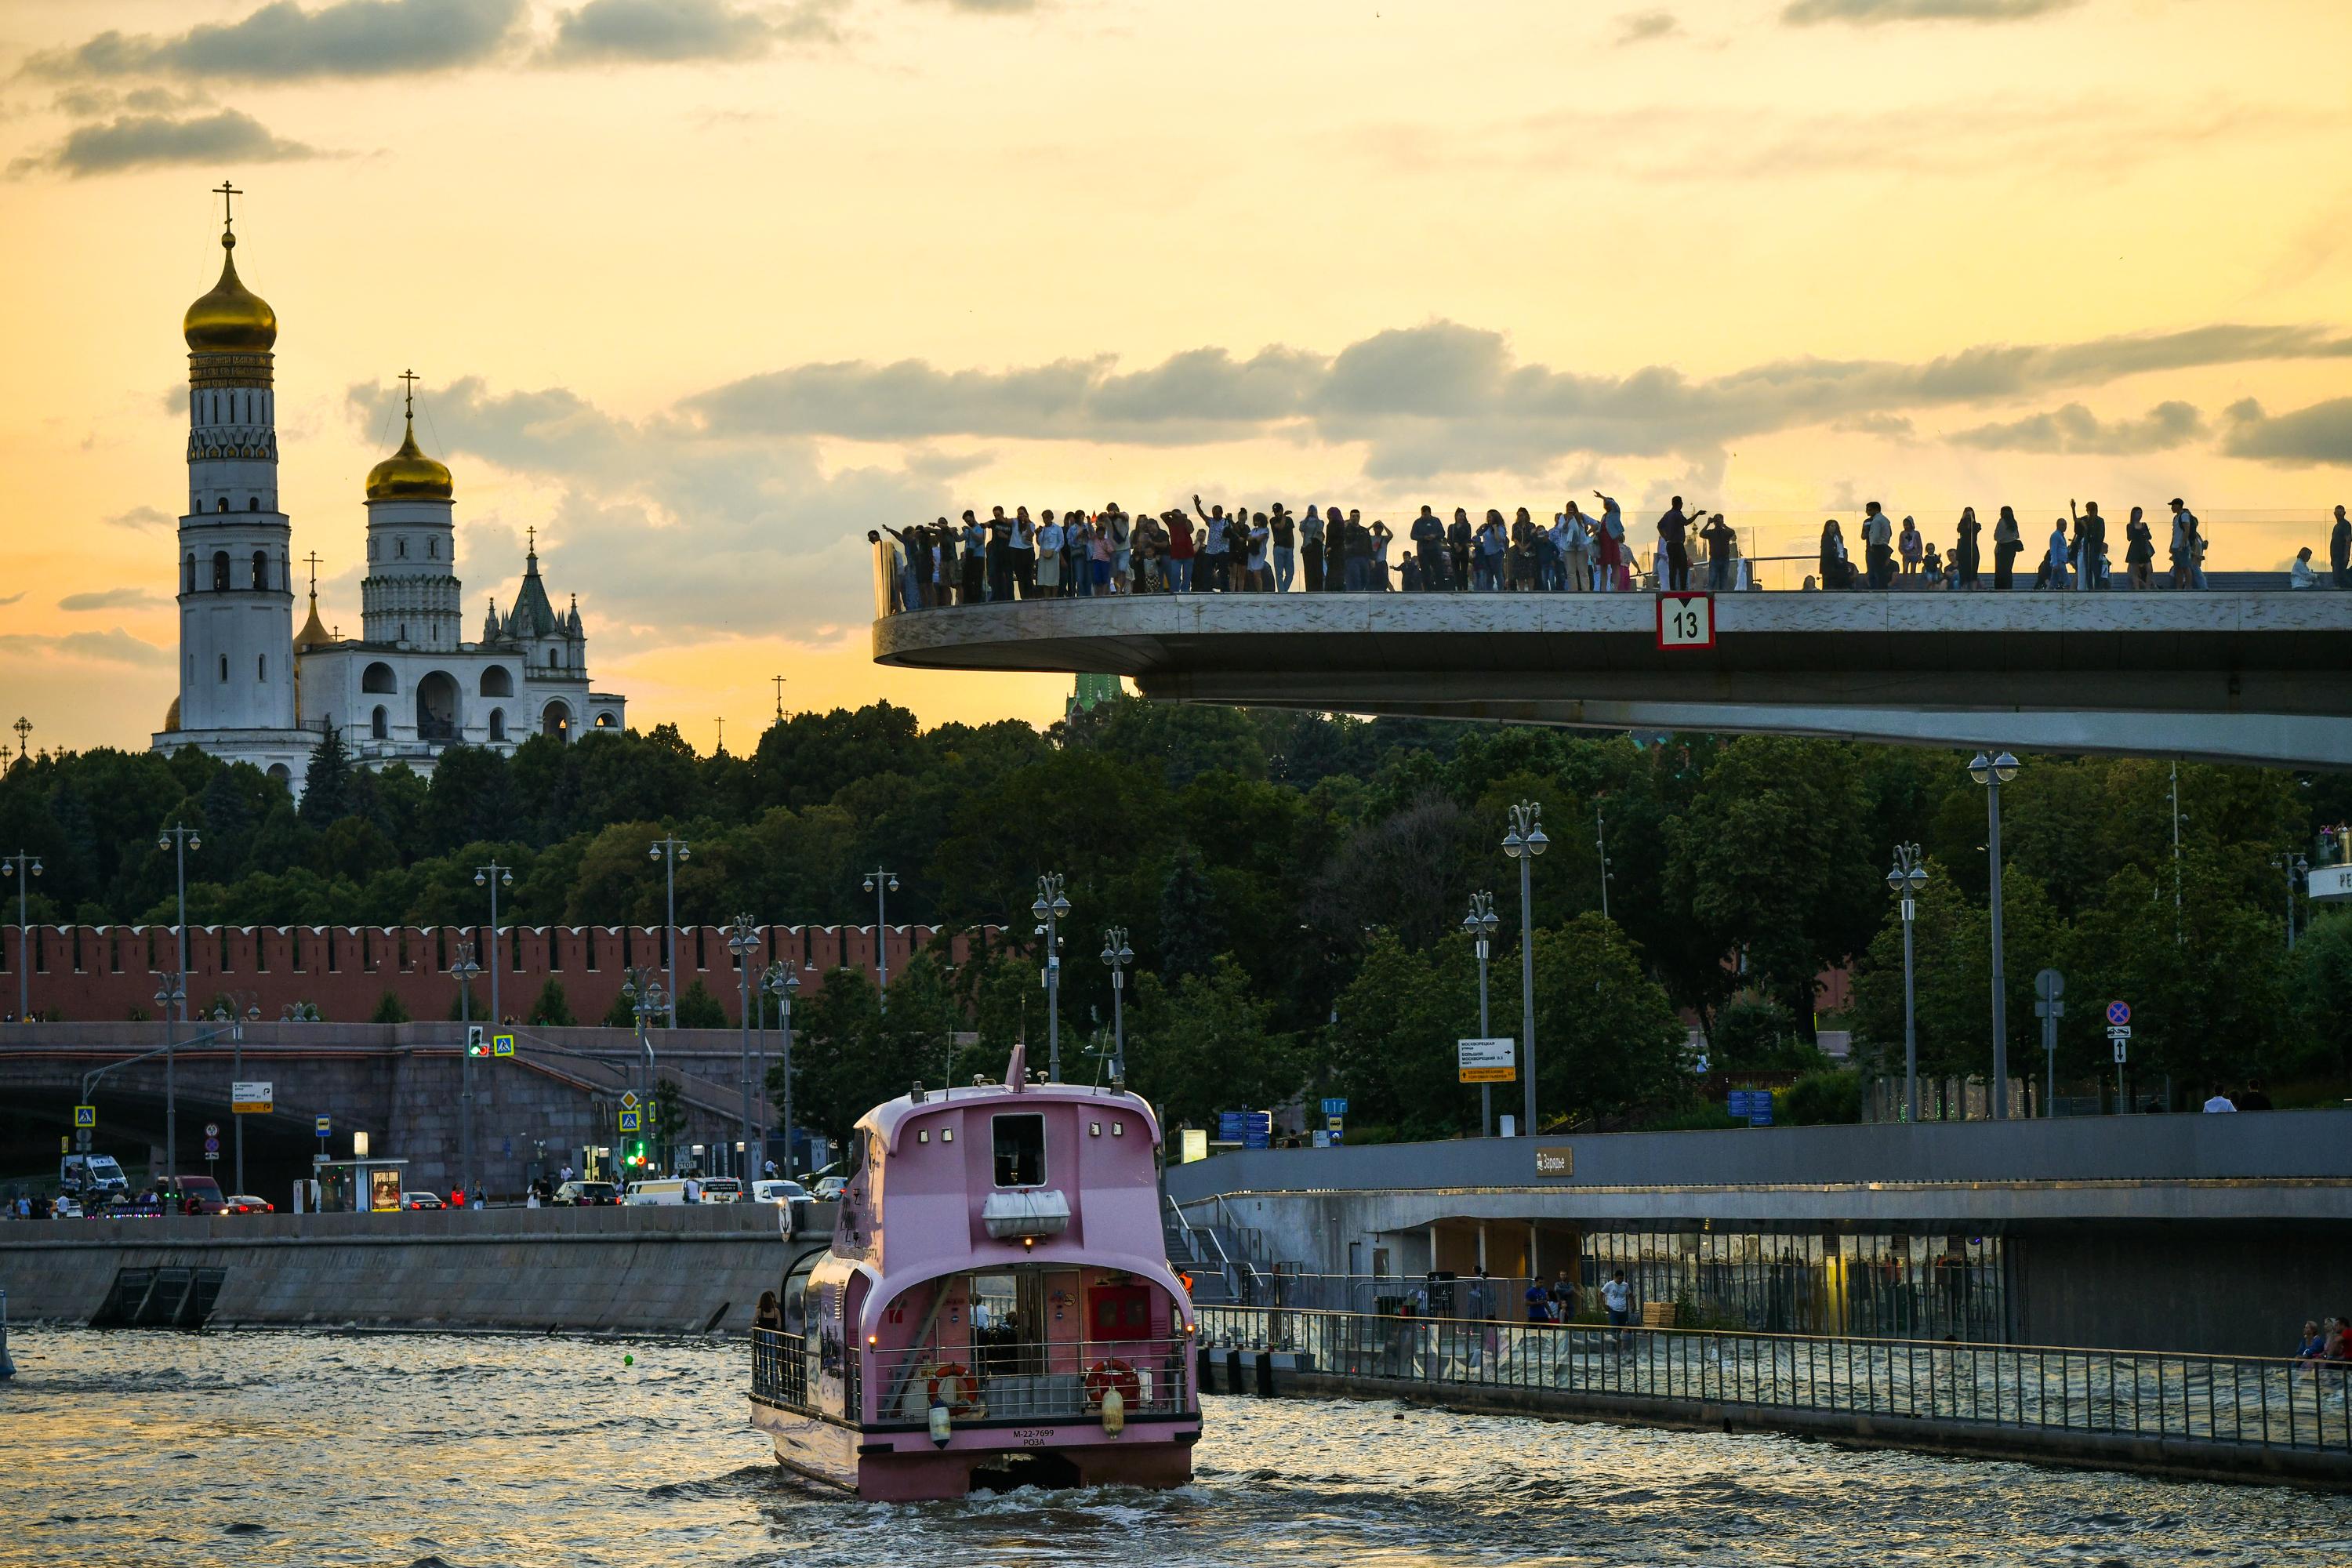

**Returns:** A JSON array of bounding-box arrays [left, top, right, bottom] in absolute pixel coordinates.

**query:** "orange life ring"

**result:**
[[1083, 1357, 1142, 1409], [926, 1361, 977, 1415]]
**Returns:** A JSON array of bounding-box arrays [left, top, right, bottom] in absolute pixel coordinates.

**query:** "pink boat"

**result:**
[[750, 1046, 1202, 1499]]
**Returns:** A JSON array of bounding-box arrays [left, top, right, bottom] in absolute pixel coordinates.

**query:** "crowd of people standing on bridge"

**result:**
[[876, 498, 2352, 607]]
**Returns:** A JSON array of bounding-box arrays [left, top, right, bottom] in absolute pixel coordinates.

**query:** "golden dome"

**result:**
[[365, 418, 454, 503], [296, 589, 331, 651], [182, 234, 277, 354], [165, 696, 181, 731]]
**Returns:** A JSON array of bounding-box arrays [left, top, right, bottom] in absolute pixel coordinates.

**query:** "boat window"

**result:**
[[992, 1112, 1045, 1187]]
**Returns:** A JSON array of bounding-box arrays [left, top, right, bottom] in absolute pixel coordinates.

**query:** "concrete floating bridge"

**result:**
[[873, 589, 2352, 767]]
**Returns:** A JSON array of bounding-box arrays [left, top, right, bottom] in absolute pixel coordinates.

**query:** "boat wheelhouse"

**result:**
[[750, 1047, 1200, 1499]]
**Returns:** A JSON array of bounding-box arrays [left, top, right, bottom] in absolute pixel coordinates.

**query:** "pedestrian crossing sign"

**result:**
[[74, 1105, 96, 1128], [619, 1110, 641, 1133], [492, 1033, 514, 1058]]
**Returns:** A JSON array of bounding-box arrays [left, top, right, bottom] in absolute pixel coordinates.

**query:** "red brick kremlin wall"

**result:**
[[0, 923, 988, 1025]]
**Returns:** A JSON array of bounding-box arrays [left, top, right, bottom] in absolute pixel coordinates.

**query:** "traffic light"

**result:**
[[466, 1025, 488, 1058], [625, 1138, 648, 1168]]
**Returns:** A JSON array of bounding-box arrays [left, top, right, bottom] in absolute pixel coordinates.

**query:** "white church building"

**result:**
[[153, 198, 626, 793]]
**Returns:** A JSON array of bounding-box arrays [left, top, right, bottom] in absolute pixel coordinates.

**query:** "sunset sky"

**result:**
[[3, 0, 2350, 758]]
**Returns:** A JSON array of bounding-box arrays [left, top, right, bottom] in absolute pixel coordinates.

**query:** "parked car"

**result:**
[[551, 1180, 619, 1207], [622, 1178, 695, 1206], [163, 1176, 228, 1215], [751, 1179, 808, 1206], [223, 1195, 274, 1214], [697, 1178, 743, 1204], [812, 1176, 848, 1201], [401, 1192, 445, 1210]]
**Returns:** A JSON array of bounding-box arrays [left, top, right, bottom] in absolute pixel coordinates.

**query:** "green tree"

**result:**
[[298, 727, 354, 825], [1708, 993, 1820, 1074], [1127, 956, 1299, 1131], [369, 990, 411, 1024], [599, 989, 640, 1029], [526, 979, 578, 1027], [673, 979, 728, 1029]]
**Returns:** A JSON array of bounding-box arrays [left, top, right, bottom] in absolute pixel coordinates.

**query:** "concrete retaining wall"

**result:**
[[0, 1203, 834, 1335]]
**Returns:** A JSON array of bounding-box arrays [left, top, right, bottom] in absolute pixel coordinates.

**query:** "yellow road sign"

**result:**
[[74, 1104, 96, 1128]]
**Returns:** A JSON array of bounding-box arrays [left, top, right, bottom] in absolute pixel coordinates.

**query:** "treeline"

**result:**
[[3, 699, 2347, 1139]]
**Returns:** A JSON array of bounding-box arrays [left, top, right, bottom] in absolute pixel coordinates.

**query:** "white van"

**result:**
[[697, 1178, 742, 1203], [622, 1178, 695, 1206]]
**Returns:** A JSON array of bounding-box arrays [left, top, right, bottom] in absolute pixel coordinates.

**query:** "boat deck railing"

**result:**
[[869, 1335, 1193, 1424], [1198, 1305, 2352, 1456], [750, 1326, 808, 1410]]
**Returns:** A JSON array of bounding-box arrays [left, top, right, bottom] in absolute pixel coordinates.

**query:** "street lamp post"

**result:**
[[2275, 852, 2309, 950], [862, 868, 899, 1007], [725, 914, 763, 1182], [451, 940, 482, 1203], [1887, 844, 1929, 1123], [648, 837, 689, 1025], [764, 964, 801, 1178], [1032, 873, 1071, 1082], [159, 826, 199, 1022], [1594, 805, 1613, 922], [620, 966, 666, 1173], [2, 851, 40, 1022], [153, 971, 186, 1181], [474, 860, 513, 1027], [1969, 752, 2020, 1120], [226, 1000, 257, 1195], [1501, 802, 1548, 1135], [1099, 927, 1134, 1081], [1461, 891, 1501, 1137]]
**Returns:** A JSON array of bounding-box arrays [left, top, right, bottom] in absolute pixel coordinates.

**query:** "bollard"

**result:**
[[1254, 1350, 1275, 1398], [1196, 1345, 1217, 1395], [1225, 1347, 1243, 1396]]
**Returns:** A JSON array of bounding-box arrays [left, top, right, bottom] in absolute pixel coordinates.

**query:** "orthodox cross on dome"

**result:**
[[213, 180, 241, 234], [715, 717, 725, 755], [397, 368, 419, 419], [771, 674, 786, 719], [526, 524, 537, 555], [303, 551, 321, 596]]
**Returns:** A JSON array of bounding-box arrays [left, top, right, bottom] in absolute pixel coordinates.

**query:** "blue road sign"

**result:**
[[2106, 1000, 2131, 1025], [203, 1137, 220, 1154], [492, 1033, 514, 1058], [314, 1115, 332, 1136], [74, 1105, 96, 1128], [619, 1110, 641, 1133], [1320, 1098, 1349, 1116]]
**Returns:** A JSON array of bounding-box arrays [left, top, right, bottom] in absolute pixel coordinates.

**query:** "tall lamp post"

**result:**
[[863, 867, 899, 1007], [648, 836, 689, 1025], [154, 971, 186, 1180], [2274, 852, 2309, 950], [1969, 752, 2020, 1120], [764, 964, 801, 1178], [1887, 844, 1929, 1123], [1032, 873, 1070, 1081], [1461, 891, 1501, 1137], [1594, 805, 1613, 922], [1100, 927, 1133, 1082], [724, 914, 762, 1181], [620, 966, 666, 1173], [2, 851, 40, 1022], [474, 859, 512, 1026], [159, 825, 200, 1021], [1501, 802, 1548, 1135], [451, 940, 481, 1203]]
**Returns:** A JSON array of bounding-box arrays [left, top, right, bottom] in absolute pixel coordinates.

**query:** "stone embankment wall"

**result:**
[[0, 1203, 834, 1335]]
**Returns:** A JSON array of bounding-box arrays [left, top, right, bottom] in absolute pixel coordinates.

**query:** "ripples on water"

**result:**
[[4, 1329, 2347, 1568]]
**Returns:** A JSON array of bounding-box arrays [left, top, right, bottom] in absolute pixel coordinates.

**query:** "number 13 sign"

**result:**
[[1656, 592, 1715, 649]]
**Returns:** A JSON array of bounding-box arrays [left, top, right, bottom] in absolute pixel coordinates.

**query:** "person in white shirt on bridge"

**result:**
[[2045, 518, 2071, 590]]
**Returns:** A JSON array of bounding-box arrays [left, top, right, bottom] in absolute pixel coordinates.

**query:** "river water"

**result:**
[[5, 1328, 2347, 1568]]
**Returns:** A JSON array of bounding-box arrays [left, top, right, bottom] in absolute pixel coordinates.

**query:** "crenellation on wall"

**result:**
[[3, 921, 993, 1022]]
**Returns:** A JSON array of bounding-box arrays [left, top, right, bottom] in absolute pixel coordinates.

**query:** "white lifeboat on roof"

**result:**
[[981, 1187, 1071, 1240]]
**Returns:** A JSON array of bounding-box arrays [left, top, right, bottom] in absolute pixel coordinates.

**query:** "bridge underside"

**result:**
[[874, 593, 2352, 768]]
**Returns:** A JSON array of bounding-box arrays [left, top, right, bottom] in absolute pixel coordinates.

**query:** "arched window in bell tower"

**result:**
[[251, 550, 269, 590], [183, 554, 195, 593], [212, 551, 230, 591]]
